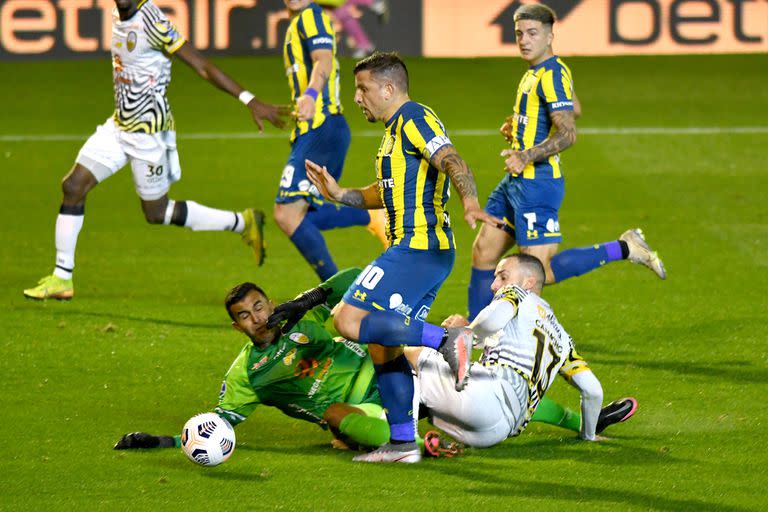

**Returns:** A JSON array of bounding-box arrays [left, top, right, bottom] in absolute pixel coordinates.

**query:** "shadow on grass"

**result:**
[[45, 308, 221, 330], [419, 459, 749, 512]]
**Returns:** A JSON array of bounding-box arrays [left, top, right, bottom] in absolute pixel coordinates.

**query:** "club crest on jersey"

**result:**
[[289, 332, 310, 344], [537, 305, 547, 319], [127, 31, 137, 52], [379, 134, 396, 157]]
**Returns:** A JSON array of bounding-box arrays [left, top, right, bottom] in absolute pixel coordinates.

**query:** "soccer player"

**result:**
[[274, 0, 386, 282], [23, 0, 289, 301], [407, 253, 638, 448], [466, 3, 666, 320], [306, 52, 503, 463], [114, 268, 619, 452]]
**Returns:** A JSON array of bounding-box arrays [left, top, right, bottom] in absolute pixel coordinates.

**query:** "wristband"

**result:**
[[238, 91, 255, 105], [304, 87, 319, 101]]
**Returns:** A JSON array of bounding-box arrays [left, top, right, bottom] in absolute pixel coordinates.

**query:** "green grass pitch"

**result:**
[[1, 53, 766, 511]]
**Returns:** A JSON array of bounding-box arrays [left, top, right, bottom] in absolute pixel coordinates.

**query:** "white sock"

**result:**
[[53, 213, 84, 280], [183, 201, 241, 232]]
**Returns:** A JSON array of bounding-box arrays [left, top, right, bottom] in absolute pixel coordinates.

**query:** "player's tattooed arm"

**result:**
[[523, 110, 577, 163], [338, 183, 383, 209], [432, 145, 504, 229], [432, 145, 479, 201]]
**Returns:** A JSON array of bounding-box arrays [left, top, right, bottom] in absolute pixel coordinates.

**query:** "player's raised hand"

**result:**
[[501, 148, 530, 176], [266, 301, 306, 333], [248, 100, 291, 131], [306, 159, 342, 201]]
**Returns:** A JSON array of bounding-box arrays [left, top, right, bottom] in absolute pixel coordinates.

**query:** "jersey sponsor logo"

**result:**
[[378, 177, 395, 189], [537, 305, 547, 319], [283, 348, 298, 365], [289, 332, 310, 344], [352, 290, 367, 302], [251, 355, 269, 371], [127, 31, 137, 52], [423, 134, 451, 159], [551, 101, 573, 109], [415, 305, 430, 321], [335, 338, 366, 358], [311, 36, 334, 46], [514, 112, 528, 126]]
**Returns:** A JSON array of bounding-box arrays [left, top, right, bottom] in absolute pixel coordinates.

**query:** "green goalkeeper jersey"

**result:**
[[215, 268, 378, 426]]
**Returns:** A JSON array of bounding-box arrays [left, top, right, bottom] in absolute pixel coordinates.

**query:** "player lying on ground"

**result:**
[[405, 253, 636, 449], [114, 268, 632, 453], [24, 0, 290, 301]]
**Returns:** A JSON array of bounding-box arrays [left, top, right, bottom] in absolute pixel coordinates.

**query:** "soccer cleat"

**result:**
[[23, 275, 74, 301], [366, 208, 389, 248], [114, 432, 160, 450], [241, 208, 266, 267], [620, 228, 666, 280], [438, 327, 475, 391], [352, 442, 421, 463], [423, 431, 463, 458], [596, 397, 638, 434]]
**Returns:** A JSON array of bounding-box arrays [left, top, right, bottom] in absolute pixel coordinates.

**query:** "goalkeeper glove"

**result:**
[[113, 432, 176, 449], [267, 286, 332, 333]]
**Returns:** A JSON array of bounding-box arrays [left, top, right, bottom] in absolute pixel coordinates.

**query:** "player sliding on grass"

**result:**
[[115, 268, 633, 453], [24, 0, 290, 301], [407, 253, 637, 448], [467, 3, 666, 320]]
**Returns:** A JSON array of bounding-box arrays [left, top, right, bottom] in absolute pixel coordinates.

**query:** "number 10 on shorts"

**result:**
[[355, 265, 384, 290]]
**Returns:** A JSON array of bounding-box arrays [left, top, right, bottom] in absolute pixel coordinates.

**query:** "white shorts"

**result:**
[[76, 117, 182, 200], [417, 349, 527, 448]]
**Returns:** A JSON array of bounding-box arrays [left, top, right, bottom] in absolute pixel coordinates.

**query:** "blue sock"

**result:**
[[551, 241, 625, 282], [359, 310, 445, 349], [289, 217, 338, 280], [468, 267, 495, 321], [307, 204, 370, 231], [374, 355, 415, 442]]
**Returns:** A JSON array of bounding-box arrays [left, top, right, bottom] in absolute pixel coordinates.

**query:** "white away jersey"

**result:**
[[479, 285, 585, 430], [110, 0, 186, 133]]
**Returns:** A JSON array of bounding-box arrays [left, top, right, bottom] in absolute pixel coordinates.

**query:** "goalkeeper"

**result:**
[[115, 268, 624, 452]]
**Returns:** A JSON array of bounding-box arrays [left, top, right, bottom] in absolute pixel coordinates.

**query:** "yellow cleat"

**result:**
[[241, 208, 266, 266], [366, 208, 389, 249], [620, 228, 666, 280], [23, 274, 74, 301]]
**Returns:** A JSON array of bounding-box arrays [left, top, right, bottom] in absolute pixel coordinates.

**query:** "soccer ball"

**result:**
[[180, 413, 236, 467]]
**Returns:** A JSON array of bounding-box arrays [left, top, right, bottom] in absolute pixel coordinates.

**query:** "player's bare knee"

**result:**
[[61, 172, 93, 204], [472, 237, 500, 267]]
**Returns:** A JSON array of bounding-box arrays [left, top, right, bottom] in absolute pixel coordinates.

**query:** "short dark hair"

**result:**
[[514, 3, 556, 27], [225, 282, 268, 320], [502, 253, 546, 290], [353, 51, 409, 92]]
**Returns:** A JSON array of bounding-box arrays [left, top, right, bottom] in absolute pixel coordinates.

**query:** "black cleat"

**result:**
[[596, 397, 638, 434]]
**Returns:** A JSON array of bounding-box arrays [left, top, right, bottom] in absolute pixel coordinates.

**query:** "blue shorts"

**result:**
[[342, 245, 455, 321], [276, 114, 351, 206], [484, 175, 565, 246]]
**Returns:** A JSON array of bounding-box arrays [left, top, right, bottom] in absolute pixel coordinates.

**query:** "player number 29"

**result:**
[[355, 265, 384, 290]]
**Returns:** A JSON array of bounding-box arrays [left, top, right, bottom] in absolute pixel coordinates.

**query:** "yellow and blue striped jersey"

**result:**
[[376, 101, 455, 251], [508, 55, 574, 180], [283, 2, 343, 142]]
